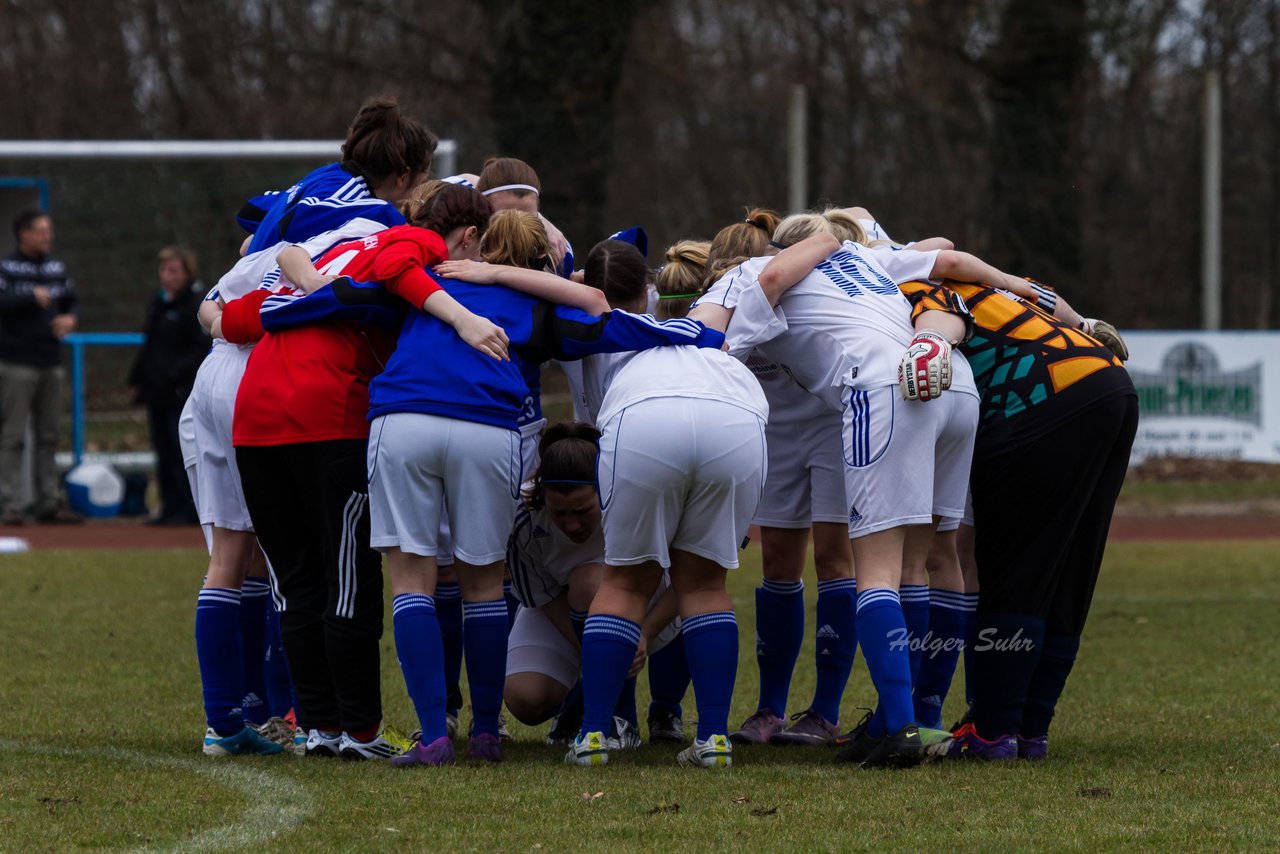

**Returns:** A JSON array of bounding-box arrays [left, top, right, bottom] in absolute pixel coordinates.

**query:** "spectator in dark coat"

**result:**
[[128, 246, 208, 524]]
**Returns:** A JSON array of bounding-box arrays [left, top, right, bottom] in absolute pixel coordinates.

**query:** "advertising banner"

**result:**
[[1124, 332, 1280, 463]]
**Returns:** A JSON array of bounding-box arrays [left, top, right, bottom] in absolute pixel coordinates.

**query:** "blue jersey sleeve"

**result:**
[[543, 307, 725, 362], [258, 277, 403, 332], [236, 192, 280, 234]]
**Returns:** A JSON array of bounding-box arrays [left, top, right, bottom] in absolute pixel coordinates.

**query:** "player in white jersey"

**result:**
[[505, 422, 680, 749], [697, 208, 1040, 766], [656, 213, 861, 748], [543, 239, 765, 770]]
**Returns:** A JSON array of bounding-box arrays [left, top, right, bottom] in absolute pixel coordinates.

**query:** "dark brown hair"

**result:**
[[400, 181, 493, 239], [524, 421, 601, 509], [584, 239, 648, 308], [342, 96, 438, 186]]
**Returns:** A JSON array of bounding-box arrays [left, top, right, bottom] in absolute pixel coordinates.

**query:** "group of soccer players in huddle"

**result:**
[[187, 97, 1137, 770]]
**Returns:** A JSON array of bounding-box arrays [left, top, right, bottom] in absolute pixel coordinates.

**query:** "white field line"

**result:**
[[0, 739, 313, 853]]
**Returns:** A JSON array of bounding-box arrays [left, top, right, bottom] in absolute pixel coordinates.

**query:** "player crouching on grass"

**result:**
[[504, 422, 680, 750]]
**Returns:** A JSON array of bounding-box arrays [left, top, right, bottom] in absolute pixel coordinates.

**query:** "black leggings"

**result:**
[[971, 394, 1139, 635], [236, 439, 384, 733]]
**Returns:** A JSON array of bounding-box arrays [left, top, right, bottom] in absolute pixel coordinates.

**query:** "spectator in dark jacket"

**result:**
[[0, 210, 81, 525], [128, 246, 208, 524]]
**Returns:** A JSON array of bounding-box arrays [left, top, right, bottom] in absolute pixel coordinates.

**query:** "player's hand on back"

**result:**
[[456, 312, 510, 361], [435, 259, 499, 283]]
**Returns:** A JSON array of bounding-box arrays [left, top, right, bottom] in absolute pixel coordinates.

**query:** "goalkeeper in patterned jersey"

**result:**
[[896, 276, 1135, 761]]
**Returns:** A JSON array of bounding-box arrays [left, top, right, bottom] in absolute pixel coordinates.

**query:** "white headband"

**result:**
[[482, 183, 539, 196]]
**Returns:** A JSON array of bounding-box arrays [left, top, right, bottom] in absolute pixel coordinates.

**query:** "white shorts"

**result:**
[[842, 386, 977, 538], [186, 344, 254, 532], [599, 397, 766, 569], [937, 491, 974, 532], [505, 606, 579, 688], [753, 410, 845, 528], [505, 588, 681, 688], [368, 412, 522, 564]]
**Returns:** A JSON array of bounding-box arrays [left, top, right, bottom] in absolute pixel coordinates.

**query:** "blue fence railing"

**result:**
[[64, 332, 145, 466]]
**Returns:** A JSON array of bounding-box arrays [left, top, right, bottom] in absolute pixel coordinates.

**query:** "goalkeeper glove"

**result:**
[[899, 331, 952, 401]]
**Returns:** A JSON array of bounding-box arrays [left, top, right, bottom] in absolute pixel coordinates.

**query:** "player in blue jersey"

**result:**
[[360, 211, 724, 767], [238, 96, 435, 254]]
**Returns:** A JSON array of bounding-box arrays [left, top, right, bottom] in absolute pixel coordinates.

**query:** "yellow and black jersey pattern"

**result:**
[[900, 280, 1122, 425]]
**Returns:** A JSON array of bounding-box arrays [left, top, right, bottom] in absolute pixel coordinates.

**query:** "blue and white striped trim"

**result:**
[[899, 585, 931, 605], [463, 600, 510, 621], [392, 593, 436, 618], [613, 309, 705, 340], [241, 578, 271, 598], [961, 592, 979, 613], [855, 587, 901, 614], [816, 578, 858, 596], [569, 608, 589, 625], [682, 611, 737, 637], [1028, 281, 1058, 312], [583, 614, 642, 645], [197, 588, 242, 608], [434, 581, 461, 600], [929, 590, 971, 612], [761, 579, 804, 596], [847, 389, 870, 467]]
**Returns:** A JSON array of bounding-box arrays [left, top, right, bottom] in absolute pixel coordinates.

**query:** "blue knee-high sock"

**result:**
[[912, 590, 967, 728], [683, 611, 739, 741], [238, 578, 271, 725], [1020, 633, 1080, 738], [962, 592, 979, 709], [503, 581, 520, 633], [392, 594, 448, 742], [812, 578, 857, 724], [969, 612, 1045, 739], [855, 588, 914, 736], [463, 599, 509, 737], [648, 631, 690, 718], [614, 677, 638, 729], [435, 581, 463, 717], [196, 588, 245, 735], [900, 585, 930, 686], [263, 595, 294, 718], [580, 615, 641, 738], [755, 580, 804, 718]]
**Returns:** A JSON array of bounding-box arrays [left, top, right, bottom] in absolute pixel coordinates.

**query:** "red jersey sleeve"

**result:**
[[372, 229, 449, 309], [220, 290, 271, 343]]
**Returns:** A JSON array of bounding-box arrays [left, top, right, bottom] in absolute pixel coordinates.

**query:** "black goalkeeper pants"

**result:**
[[237, 439, 383, 734], [970, 394, 1139, 634]]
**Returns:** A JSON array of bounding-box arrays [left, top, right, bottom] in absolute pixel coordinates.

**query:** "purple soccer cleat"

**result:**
[[1018, 734, 1049, 760], [466, 732, 503, 763], [390, 736, 455, 767], [946, 723, 1018, 761], [729, 709, 785, 744]]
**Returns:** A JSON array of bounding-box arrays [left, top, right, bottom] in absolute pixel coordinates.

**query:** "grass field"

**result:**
[[2, 540, 1278, 852]]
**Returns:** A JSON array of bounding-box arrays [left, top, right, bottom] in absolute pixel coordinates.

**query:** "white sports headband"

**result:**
[[481, 183, 539, 196]]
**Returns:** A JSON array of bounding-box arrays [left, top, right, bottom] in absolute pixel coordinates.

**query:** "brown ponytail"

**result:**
[[342, 96, 438, 187]]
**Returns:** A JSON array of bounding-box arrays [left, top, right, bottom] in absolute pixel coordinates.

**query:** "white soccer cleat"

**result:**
[[564, 730, 609, 766], [606, 716, 643, 750], [677, 734, 733, 768]]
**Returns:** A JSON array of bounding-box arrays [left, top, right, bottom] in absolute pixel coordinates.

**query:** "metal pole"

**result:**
[[1202, 70, 1222, 330], [71, 338, 85, 466], [788, 85, 808, 214]]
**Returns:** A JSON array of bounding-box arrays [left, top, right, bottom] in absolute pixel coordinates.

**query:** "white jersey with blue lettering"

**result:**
[[702, 241, 978, 406]]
